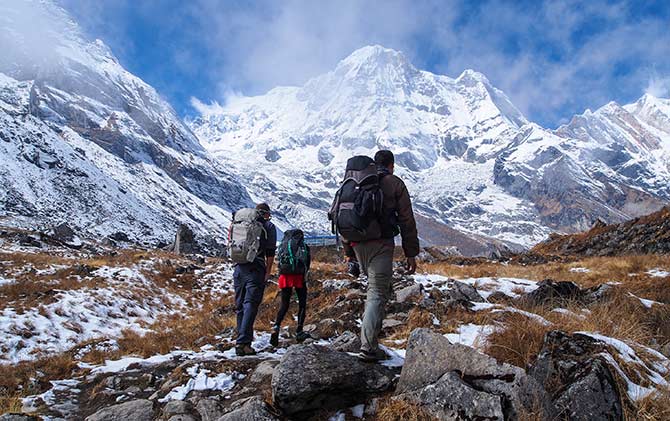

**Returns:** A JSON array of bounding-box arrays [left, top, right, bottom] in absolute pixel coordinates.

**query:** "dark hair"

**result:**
[[374, 150, 394, 167], [256, 203, 271, 214]]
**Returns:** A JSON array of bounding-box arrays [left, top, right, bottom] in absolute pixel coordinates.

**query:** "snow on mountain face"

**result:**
[[0, 1, 251, 244], [191, 45, 670, 248]]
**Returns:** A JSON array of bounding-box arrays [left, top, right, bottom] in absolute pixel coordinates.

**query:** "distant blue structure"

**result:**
[[304, 235, 338, 247]]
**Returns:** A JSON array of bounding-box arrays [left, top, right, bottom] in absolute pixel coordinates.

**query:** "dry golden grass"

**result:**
[[423, 254, 670, 290], [386, 308, 435, 342], [375, 397, 438, 421], [484, 312, 551, 369], [0, 353, 79, 401], [629, 388, 670, 420], [0, 391, 22, 415]]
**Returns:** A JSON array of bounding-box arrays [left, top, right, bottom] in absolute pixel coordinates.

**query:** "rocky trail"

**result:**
[[1, 227, 670, 420]]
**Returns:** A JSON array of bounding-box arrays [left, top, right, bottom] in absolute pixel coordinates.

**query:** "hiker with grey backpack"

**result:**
[[270, 229, 311, 347], [228, 203, 277, 356]]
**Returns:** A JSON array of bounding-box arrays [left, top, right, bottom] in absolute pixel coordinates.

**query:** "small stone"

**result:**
[[163, 400, 192, 416], [446, 280, 485, 302], [395, 284, 423, 303], [250, 361, 278, 384], [327, 331, 361, 353], [217, 396, 278, 421], [195, 398, 225, 421], [382, 319, 403, 329]]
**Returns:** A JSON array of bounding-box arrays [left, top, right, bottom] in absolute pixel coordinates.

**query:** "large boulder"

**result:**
[[396, 371, 505, 420], [397, 328, 553, 420], [271, 344, 396, 416], [518, 279, 582, 306], [217, 396, 278, 421], [529, 331, 624, 421], [172, 224, 198, 254], [85, 399, 155, 421]]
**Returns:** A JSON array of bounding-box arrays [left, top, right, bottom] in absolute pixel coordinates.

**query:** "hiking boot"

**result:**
[[357, 348, 389, 363], [347, 261, 360, 278], [270, 327, 280, 348], [235, 344, 257, 356], [296, 331, 311, 343]]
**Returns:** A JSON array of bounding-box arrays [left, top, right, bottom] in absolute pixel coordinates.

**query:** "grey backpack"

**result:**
[[228, 208, 266, 264]]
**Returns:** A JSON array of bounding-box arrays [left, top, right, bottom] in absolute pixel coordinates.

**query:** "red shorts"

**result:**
[[278, 274, 304, 289]]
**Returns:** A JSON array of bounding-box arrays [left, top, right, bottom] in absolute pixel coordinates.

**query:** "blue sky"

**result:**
[[59, 0, 670, 127]]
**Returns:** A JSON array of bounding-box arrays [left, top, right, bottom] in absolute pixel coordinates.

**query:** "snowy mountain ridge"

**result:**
[[0, 0, 251, 245], [191, 45, 670, 250], [1, 0, 669, 253]]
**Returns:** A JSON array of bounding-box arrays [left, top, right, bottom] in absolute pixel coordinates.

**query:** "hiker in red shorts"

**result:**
[[271, 229, 311, 347]]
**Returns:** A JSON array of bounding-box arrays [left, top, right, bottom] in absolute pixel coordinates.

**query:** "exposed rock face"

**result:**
[[52, 223, 76, 243], [529, 331, 624, 421], [445, 280, 485, 303], [327, 330, 362, 353], [217, 396, 279, 421], [85, 399, 154, 421], [518, 279, 582, 305], [397, 328, 554, 420], [396, 371, 506, 420], [172, 224, 198, 255], [532, 206, 670, 256], [271, 344, 396, 416], [517, 279, 613, 306], [395, 284, 423, 303], [194, 398, 225, 421], [0, 415, 40, 421], [250, 360, 278, 384]]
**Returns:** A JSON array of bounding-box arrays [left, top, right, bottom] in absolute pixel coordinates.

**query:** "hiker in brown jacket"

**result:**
[[354, 149, 420, 362]]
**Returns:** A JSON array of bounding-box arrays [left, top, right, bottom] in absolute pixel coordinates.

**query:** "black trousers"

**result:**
[[274, 286, 307, 332]]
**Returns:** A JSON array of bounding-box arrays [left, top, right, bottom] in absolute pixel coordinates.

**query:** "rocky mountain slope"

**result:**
[[532, 205, 670, 257], [0, 1, 251, 245], [191, 46, 670, 250]]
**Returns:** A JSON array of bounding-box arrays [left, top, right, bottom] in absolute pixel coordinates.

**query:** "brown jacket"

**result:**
[[379, 173, 420, 258]]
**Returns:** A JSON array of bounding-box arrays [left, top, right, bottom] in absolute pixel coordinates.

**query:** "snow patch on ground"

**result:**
[[647, 269, 670, 278], [445, 324, 496, 348], [569, 267, 591, 273], [1, 265, 188, 364], [628, 293, 663, 308], [412, 273, 539, 299], [160, 364, 237, 402]]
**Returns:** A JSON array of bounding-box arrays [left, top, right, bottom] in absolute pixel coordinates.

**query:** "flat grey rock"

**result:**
[[85, 399, 154, 421]]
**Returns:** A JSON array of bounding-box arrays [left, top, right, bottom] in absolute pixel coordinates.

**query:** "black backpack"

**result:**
[[277, 229, 311, 275], [328, 156, 383, 242]]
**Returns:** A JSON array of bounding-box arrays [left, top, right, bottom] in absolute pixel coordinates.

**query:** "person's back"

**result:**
[[231, 203, 277, 356], [352, 150, 419, 362]]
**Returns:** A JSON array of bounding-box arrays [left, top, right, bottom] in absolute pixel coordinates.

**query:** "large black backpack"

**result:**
[[328, 156, 383, 242], [277, 229, 311, 275]]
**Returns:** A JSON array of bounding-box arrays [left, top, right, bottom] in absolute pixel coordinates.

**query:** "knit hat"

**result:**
[[256, 203, 271, 214]]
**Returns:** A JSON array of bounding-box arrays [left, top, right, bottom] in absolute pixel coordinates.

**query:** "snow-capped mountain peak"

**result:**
[[191, 45, 670, 252]]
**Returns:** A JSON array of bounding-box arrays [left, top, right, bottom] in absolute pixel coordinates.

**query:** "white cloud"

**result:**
[[646, 75, 670, 98], [54, 0, 670, 125]]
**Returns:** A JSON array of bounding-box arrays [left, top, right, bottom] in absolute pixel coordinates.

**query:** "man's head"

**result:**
[[256, 203, 271, 220], [374, 150, 395, 174]]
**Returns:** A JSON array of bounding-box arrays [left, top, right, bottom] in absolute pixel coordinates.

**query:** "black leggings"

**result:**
[[274, 286, 307, 332]]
